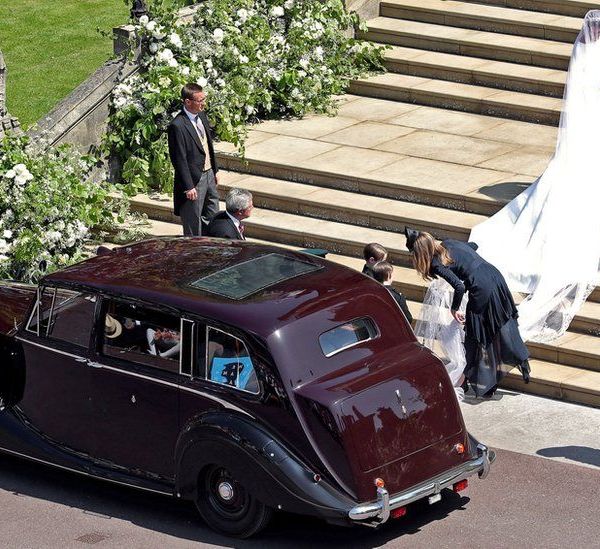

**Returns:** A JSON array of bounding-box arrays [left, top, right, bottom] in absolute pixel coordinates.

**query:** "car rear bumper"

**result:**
[[348, 442, 495, 526]]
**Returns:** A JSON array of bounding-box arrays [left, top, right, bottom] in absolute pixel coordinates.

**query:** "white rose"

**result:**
[[245, 105, 254, 115], [190, 53, 198, 62], [168, 58, 178, 67], [4, 169, 15, 179], [237, 8, 248, 23], [239, 54, 249, 64], [139, 15, 149, 26], [213, 28, 224, 43], [197, 76, 208, 87], [153, 28, 166, 40], [157, 48, 174, 62], [315, 46, 324, 59], [0, 240, 8, 254], [205, 58, 213, 69], [14, 175, 28, 186], [149, 42, 159, 53], [3, 229, 12, 239], [181, 66, 190, 76], [13, 163, 27, 174], [271, 6, 284, 17], [299, 57, 309, 70], [159, 76, 171, 87], [169, 33, 182, 48], [146, 20, 157, 32], [284, 0, 294, 8]]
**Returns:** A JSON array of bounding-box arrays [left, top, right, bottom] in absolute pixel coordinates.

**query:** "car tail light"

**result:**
[[391, 506, 407, 519], [374, 478, 385, 488], [454, 443, 465, 454], [453, 479, 468, 493]]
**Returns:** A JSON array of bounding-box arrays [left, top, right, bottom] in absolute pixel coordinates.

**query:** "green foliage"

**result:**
[[105, 0, 387, 192], [0, 134, 136, 282]]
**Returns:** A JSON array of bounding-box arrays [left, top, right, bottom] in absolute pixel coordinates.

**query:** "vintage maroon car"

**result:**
[[0, 238, 494, 538]]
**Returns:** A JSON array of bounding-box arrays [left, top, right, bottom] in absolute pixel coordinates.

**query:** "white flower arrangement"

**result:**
[[105, 0, 386, 193]]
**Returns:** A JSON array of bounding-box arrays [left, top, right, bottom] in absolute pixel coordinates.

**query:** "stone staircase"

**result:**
[[131, 0, 600, 406]]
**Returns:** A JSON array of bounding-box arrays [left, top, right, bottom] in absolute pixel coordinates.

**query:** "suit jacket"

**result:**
[[167, 110, 219, 216], [207, 211, 244, 240], [386, 287, 413, 324]]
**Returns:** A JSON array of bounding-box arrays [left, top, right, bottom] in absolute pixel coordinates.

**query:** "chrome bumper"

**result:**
[[348, 443, 495, 526]]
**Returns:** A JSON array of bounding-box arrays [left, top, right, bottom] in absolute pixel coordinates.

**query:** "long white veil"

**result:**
[[469, 10, 600, 342]]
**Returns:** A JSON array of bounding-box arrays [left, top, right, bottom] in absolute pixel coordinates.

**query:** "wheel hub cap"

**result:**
[[217, 481, 234, 501]]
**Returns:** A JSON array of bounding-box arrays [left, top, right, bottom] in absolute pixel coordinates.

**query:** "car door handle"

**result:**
[[87, 361, 103, 369]]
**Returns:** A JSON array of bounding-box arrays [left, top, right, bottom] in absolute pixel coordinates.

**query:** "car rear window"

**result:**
[[188, 252, 322, 300], [319, 318, 379, 357]]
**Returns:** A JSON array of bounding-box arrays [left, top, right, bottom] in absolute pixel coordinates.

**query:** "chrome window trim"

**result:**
[[319, 317, 380, 358], [46, 288, 57, 337], [179, 318, 194, 378], [205, 325, 260, 396], [25, 287, 41, 336], [0, 445, 172, 496], [16, 336, 86, 361]]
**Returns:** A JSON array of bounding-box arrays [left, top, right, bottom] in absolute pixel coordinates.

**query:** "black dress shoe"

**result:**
[[481, 385, 498, 398]]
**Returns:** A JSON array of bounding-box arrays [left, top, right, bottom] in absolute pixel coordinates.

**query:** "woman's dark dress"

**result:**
[[430, 239, 529, 396]]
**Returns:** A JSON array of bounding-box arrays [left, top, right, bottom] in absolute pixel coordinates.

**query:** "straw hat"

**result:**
[[105, 314, 123, 339]]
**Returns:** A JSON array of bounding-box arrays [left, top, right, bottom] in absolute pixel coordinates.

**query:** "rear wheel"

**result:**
[[195, 464, 272, 538]]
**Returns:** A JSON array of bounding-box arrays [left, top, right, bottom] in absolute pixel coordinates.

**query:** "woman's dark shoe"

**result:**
[[481, 385, 498, 399], [519, 360, 531, 384]]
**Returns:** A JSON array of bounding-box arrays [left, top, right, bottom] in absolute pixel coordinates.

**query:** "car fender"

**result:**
[[175, 412, 355, 521]]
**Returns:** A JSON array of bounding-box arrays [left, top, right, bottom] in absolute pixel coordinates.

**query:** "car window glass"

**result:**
[[319, 318, 379, 357], [27, 288, 96, 348], [102, 301, 181, 374], [206, 327, 259, 393]]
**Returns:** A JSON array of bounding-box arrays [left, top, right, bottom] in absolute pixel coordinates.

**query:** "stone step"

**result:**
[[466, 0, 600, 18], [383, 46, 566, 97], [135, 196, 600, 316], [405, 298, 600, 373], [215, 171, 486, 241], [361, 17, 573, 69], [349, 72, 563, 125], [140, 218, 600, 407], [380, 0, 582, 42]]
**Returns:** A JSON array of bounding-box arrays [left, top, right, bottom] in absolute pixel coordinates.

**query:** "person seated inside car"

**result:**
[[105, 315, 149, 352], [146, 327, 181, 359]]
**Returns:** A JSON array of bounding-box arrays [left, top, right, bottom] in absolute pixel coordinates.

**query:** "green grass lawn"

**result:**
[[0, 0, 130, 128]]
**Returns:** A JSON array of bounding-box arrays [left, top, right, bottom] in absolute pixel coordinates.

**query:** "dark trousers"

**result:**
[[179, 169, 219, 236]]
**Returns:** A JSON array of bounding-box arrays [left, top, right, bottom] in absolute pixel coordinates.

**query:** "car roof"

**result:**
[[43, 238, 379, 339]]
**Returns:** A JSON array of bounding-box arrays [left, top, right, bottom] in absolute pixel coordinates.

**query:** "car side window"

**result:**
[[101, 300, 181, 374], [206, 327, 259, 394], [26, 287, 96, 349]]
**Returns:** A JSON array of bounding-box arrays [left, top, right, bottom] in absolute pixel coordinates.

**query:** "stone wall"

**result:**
[[0, 50, 22, 139]]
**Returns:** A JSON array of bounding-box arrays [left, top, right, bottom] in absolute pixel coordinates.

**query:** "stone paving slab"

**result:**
[[319, 120, 416, 148], [375, 129, 518, 165]]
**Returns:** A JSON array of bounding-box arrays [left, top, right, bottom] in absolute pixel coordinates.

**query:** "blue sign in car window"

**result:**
[[210, 357, 255, 390]]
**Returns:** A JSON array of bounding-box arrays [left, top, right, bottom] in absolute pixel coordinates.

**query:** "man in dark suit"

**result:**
[[207, 188, 253, 240], [167, 83, 220, 236]]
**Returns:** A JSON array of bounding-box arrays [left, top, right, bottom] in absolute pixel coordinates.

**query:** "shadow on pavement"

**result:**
[[537, 446, 600, 468], [475, 180, 532, 203], [462, 388, 519, 406], [0, 452, 470, 548]]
